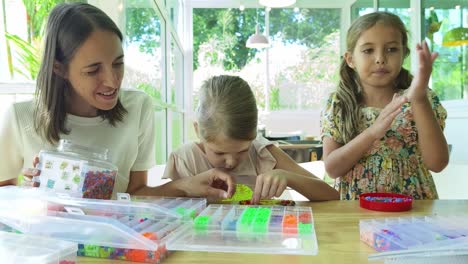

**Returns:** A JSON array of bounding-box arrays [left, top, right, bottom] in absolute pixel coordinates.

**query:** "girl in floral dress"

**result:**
[[321, 12, 449, 200]]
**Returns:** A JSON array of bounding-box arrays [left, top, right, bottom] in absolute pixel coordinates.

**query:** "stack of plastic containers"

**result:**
[[0, 186, 319, 259], [0, 186, 206, 263], [360, 216, 468, 263], [166, 204, 318, 255], [0, 231, 77, 264]]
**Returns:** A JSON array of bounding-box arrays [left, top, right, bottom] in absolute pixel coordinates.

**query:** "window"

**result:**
[[192, 6, 342, 137], [168, 37, 184, 153], [114, 0, 167, 164], [192, 7, 340, 111], [423, 0, 468, 100], [267, 8, 340, 111]]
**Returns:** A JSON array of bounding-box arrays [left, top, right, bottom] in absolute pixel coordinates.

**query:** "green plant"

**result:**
[[5, 33, 40, 79], [269, 86, 280, 110], [136, 83, 172, 110]]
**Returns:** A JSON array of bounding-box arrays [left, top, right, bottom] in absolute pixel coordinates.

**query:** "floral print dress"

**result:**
[[321, 89, 447, 200]]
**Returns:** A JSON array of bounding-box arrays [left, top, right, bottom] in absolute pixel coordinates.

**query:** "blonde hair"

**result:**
[[336, 11, 412, 143], [197, 75, 258, 142]]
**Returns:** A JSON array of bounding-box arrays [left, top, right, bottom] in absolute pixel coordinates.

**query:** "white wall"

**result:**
[[433, 100, 468, 199]]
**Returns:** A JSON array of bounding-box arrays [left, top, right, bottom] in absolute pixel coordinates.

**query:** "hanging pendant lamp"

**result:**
[[246, 24, 270, 49], [442, 27, 468, 47], [259, 0, 296, 8]]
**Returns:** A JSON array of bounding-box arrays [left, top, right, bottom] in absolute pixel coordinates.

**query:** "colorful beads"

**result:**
[[175, 207, 197, 220], [282, 214, 298, 234], [223, 184, 254, 202], [238, 199, 296, 206], [77, 243, 164, 263], [299, 212, 312, 223], [194, 216, 211, 231], [82, 169, 116, 199], [363, 196, 412, 203], [252, 208, 271, 234]]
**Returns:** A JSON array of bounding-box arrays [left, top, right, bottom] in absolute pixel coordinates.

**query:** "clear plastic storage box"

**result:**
[[0, 186, 206, 263], [166, 204, 318, 255], [37, 139, 117, 199], [124, 194, 206, 221], [0, 231, 77, 264], [360, 216, 468, 263]]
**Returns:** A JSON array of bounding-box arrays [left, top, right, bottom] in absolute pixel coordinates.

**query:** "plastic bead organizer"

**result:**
[[125, 195, 206, 221], [0, 186, 206, 263], [360, 215, 468, 252], [166, 204, 318, 255], [0, 231, 77, 264]]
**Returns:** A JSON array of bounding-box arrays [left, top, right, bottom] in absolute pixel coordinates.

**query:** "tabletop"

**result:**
[[77, 199, 468, 264]]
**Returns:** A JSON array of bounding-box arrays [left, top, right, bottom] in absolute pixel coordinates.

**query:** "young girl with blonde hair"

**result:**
[[164, 75, 339, 202]]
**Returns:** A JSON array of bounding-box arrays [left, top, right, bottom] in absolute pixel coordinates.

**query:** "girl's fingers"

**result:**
[[382, 95, 405, 117], [388, 106, 402, 120], [253, 176, 264, 204], [431, 52, 438, 63], [261, 180, 271, 199], [268, 181, 278, 198], [275, 181, 287, 197]]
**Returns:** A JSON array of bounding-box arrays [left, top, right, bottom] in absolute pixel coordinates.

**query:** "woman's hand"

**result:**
[[21, 156, 41, 187], [179, 168, 236, 199], [406, 41, 438, 104], [252, 169, 288, 204]]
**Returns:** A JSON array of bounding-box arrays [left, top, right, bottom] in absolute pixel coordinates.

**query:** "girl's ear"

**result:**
[[53, 61, 67, 78], [344, 52, 354, 69]]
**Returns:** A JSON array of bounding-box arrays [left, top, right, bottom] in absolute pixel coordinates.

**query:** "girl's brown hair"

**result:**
[[196, 75, 258, 142], [34, 3, 127, 144], [336, 11, 412, 143]]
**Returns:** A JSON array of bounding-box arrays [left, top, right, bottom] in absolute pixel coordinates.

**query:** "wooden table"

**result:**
[[78, 200, 468, 264]]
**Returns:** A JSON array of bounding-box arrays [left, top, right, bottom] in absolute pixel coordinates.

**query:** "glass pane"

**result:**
[[170, 38, 184, 109], [155, 110, 167, 164], [267, 8, 341, 110], [423, 0, 468, 100], [170, 112, 183, 151], [0, 0, 58, 82], [192, 8, 263, 109], [351, 0, 375, 19], [122, 0, 166, 163], [192, 7, 341, 111]]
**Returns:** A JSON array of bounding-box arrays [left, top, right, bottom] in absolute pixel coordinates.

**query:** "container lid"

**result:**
[[359, 192, 413, 212], [125, 194, 207, 221], [166, 204, 318, 255], [364, 217, 468, 263], [0, 231, 77, 264], [0, 186, 181, 251]]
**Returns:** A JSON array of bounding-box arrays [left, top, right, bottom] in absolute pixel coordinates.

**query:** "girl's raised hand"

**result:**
[[369, 94, 407, 140], [406, 41, 438, 103], [252, 169, 288, 204]]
